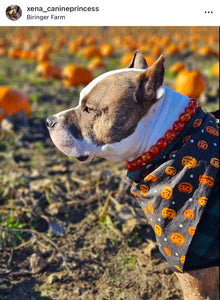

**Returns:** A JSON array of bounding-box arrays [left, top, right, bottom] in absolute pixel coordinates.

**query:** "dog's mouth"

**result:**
[[76, 155, 90, 162]]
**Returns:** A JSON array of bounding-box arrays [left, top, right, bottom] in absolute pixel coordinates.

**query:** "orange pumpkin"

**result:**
[[198, 197, 208, 207], [206, 126, 218, 136], [161, 186, 173, 200], [210, 157, 219, 168], [144, 173, 157, 182], [169, 62, 186, 75], [161, 208, 176, 220], [181, 156, 197, 169], [163, 247, 172, 256], [140, 184, 149, 196], [79, 45, 101, 59], [170, 232, 185, 246], [183, 209, 195, 220], [165, 44, 180, 55], [211, 62, 219, 77], [100, 44, 114, 57], [88, 57, 105, 70], [0, 86, 30, 123], [120, 53, 134, 67], [199, 175, 214, 187], [197, 140, 208, 150], [148, 201, 154, 215], [188, 227, 196, 236], [178, 182, 193, 193], [9, 48, 23, 59], [175, 69, 206, 98], [165, 166, 176, 176], [21, 49, 32, 60], [180, 255, 186, 264], [154, 224, 162, 236], [198, 46, 214, 56], [36, 62, 62, 79], [62, 65, 93, 87], [193, 118, 202, 128], [0, 47, 8, 56]]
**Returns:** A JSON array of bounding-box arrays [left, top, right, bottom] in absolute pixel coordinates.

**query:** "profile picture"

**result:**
[[6, 5, 22, 21]]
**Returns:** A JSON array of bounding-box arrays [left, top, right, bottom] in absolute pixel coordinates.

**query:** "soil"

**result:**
[[0, 28, 219, 300]]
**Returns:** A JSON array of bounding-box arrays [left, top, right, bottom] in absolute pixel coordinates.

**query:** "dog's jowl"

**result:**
[[47, 51, 219, 300]]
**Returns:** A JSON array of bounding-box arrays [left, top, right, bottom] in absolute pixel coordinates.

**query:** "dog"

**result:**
[[47, 51, 219, 300]]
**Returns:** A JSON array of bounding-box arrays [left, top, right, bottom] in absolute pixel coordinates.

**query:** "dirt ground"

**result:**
[[0, 80, 184, 300], [0, 27, 219, 300]]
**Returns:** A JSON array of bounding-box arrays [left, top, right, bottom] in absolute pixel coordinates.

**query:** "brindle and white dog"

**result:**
[[47, 51, 219, 300]]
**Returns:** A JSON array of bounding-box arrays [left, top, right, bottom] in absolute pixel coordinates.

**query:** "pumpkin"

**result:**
[[62, 65, 93, 87], [165, 44, 180, 55], [183, 209, 195, 220], [21, 49, 32, 60], [169, 62, 186, 75], [9, 48, 23, 59], [79, 45, 101, 59], [161, 208, 176, 220], [197, 140, 208, 150], [0, 86, 30, 123], [165, 166, 176, 176], [100, 44, 114, 57], [120, 53, 134, 67], [193, 118, 202, 128], [144, 173, 157, 182], [170, 232, 185, 246], [0, 47, 8, 56], [211, 62, 219, 77], [210, 157, 219, 168], [188, 227, 196, 236], [36, 62, 62, 79], [178, 182, 193, 193], [199, 175, 214, 187], [180, 255, 186, 264], [161, 186, 173, 200], [140, 184, 149, 196], [148, 201, 154, 215], [154, 224, 162, 237], [206, 126, 218, 136], [88, 57, 105, 70], [181, 156, 197, 169], [175, 69, 206, 98], [68, 41, 79, 54], [198, 197, 208, 207], [37, 51, 50, 63], [198, 46, 214, 56], [163, 247, 172, 256]]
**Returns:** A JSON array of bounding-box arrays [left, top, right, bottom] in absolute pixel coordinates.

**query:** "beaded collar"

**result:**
[[125, 98, 198, 172]]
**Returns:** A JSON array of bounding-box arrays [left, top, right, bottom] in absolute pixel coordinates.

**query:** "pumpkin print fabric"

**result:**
[[128, 107, 219, 272]]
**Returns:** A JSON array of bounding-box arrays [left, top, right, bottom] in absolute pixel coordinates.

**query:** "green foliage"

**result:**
[[118, 255, 136, 269]]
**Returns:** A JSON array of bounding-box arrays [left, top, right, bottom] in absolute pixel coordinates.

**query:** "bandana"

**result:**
[[127, 108, 219, 272]]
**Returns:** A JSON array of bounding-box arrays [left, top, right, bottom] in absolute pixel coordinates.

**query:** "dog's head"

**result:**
[[47, 51, 165, 162]]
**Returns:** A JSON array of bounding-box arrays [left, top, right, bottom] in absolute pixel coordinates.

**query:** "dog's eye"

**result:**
[[83, 106, 94, 113]]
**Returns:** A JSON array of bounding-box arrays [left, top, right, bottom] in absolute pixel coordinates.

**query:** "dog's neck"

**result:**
[[100, 86, 189, 162]]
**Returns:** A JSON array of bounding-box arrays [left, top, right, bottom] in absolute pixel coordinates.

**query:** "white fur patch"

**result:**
[[156, 86, 165, 99], [79, 68, 144, 102]]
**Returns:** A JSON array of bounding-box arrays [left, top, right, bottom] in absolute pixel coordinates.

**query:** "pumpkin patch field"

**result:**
[[0, 26, 219, 300]]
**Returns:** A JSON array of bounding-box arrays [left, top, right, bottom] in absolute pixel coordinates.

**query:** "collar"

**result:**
[[127, 108, 199, 182], [125, 98, 198, 173]]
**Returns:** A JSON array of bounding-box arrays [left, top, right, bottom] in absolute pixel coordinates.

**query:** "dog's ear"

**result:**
[[135, 55, 165, 103], [127, 50, 148, 69]]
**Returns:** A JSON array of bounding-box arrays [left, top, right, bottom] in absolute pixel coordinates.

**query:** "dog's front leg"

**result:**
[[175, 266, 219, 300]]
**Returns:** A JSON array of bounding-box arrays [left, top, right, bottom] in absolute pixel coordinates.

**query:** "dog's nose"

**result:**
[[46, 116, 57, 128]]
